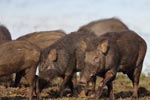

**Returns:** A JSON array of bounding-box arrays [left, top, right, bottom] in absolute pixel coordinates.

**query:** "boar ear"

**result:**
[[48, 49, 57, 61], [80, 40, 87, 51], [98, 39, 109, 54]]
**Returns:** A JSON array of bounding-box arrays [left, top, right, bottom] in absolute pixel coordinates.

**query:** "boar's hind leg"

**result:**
[[24, 65, 37, 100], [127, 65, 142, 99]]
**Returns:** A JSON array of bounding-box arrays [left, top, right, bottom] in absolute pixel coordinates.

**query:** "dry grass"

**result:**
[[0, 73, 149, 100]]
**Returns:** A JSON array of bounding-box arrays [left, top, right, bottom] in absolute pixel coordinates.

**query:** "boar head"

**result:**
[[79, 39, 109, 85], [39, 49, 57, 81]]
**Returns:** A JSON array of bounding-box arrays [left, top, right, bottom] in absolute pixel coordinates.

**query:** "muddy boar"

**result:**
[[78, 17, 129, 36], [39, 31, 97, 97], [17, 30, 66, 50], [0, 40, 41, 100], [79, 30, 147, 100], [0, 25, 13, 87]]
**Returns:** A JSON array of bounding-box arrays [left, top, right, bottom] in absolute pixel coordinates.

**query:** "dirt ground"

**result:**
[[0, 73, 150, 100]]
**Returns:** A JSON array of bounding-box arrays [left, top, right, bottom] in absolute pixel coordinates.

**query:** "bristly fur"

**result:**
[[0, 24, 12, 87], [78, 17, 129, 37], [17, 30, 66, 50], [0, 24, 12, 44], [39, 31, 97, 95]]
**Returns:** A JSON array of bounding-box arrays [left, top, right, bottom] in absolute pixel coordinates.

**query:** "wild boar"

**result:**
[[0, 40, 41, 100], [78, 18, 129, 94], [39, 31, 97, 97], [79, 30, 147, 100], [0, 25, 13, 87], [17, 30, 66, 92]]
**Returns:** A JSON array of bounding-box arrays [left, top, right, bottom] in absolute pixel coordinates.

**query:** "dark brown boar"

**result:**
[[0, 25, 13, 87], [17, 30, 66, 50], [78, 18, 129, 93], [0, 40, 41, 100], [39, 31, 97, 97], [17, 30, 66, 92], [79, 30, 147, 100], [78, 17, 129, 36]]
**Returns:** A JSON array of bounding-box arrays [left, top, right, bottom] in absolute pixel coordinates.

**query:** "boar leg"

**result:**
[[24, 66, 37, 100], [13, 70, 25, 87], [107, 82, 115, 100], [132, 65, 143, 99], [96, 70, 116, 99], [71, 73, 79, 96], [72, 73, 78, 93], [34, 76, 40, 100], [59, 73, 73, 97], [127, 66, 142, 99], [67, 79, 76, 96], [86, 76, 96, 96], [91, 76, 96, 92], [72, 73, 77, 89]]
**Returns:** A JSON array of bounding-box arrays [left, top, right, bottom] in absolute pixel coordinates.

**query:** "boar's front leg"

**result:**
[[86, 76, 97, 96], [96, 70, 116, 100], [107, 81, 115, 100], [58, 73, 73, 97], [71, 73, 78, 95], [90, 76, 96, 93]]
